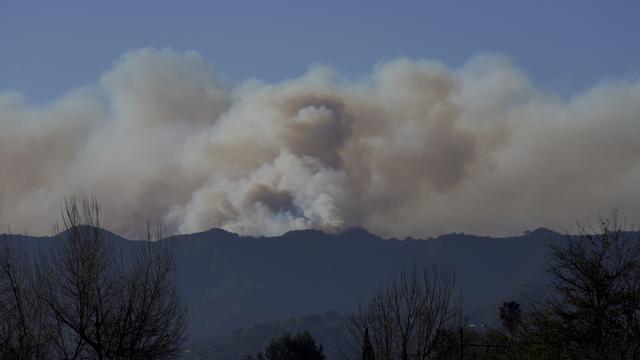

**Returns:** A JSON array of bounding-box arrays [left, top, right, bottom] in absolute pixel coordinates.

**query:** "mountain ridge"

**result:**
[[0, 225, 565, 341], [1, 225, 562, 244]]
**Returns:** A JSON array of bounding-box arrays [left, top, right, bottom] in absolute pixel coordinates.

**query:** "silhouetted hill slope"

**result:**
[[169, 228, 560, 339], [1, 227, 562, 341]]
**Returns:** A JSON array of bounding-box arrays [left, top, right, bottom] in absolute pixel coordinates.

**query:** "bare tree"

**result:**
[[523, 214, 640, 359], [33, 198, 187, 359], [0, 236, 51, 359], [346, 267, 460, 360]]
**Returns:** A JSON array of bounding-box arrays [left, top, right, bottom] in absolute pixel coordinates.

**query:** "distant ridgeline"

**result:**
[[1, 227, 560, 345]]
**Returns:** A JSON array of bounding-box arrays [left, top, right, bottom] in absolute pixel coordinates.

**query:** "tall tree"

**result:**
[[1, 198, 187, 359], [40, 198, 187, 359], [524, 215, 640, 359], [347, 267, 460, 360]]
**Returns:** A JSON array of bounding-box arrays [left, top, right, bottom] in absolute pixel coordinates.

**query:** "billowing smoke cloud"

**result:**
[[1, 48, 640, 237]]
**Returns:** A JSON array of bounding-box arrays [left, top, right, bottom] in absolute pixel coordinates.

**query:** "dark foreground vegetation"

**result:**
[[2, 200, 640, 359], [227, 215, 640, 359], [188, 312, 348, 360], [345, 215, 640, 359], [0, 199, 186, 359]]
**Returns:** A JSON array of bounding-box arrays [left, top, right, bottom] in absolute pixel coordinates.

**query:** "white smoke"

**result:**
[[1, 48, 639, 237]]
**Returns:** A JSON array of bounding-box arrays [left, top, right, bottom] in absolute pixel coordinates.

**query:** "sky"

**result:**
[[2, 1, 640, 238], [2, 0, 639, 102]]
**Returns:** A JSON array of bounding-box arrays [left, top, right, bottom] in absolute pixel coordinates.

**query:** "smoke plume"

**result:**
[[1, 48, 640, 237]]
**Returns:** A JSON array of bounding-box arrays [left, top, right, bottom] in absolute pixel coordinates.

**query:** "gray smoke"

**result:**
[[1, 48, 639, 237]]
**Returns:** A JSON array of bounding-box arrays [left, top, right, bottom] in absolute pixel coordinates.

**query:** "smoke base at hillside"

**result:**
[[1, 48, 640, 237]]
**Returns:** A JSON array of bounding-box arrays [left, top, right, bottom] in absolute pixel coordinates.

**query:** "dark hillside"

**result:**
[[1, 227, 560, 341]]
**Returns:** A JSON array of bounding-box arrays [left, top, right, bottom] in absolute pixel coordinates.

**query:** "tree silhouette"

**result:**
[[0, 198, 187, 359], [257, 331, 325, 360], [499, 301, 521, 339], [524, 214, 640, 359], [347, 267, 460, 360], [0, 238, 50, 358], [361, 328, 375, 360]]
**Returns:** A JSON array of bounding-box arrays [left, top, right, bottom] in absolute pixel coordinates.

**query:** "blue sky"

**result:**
[[1, 0, 639, 102]]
